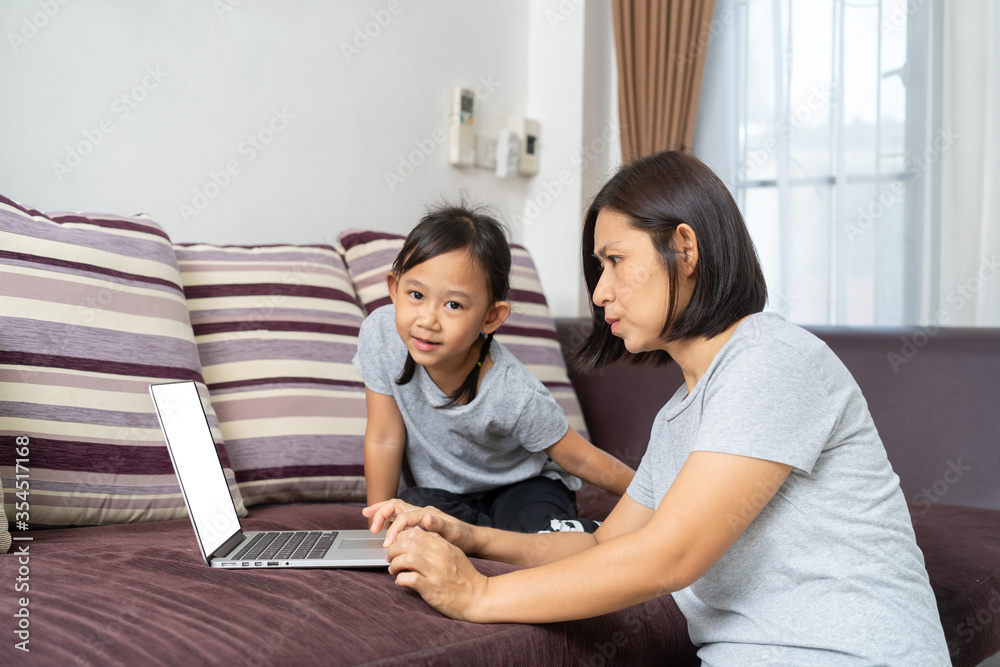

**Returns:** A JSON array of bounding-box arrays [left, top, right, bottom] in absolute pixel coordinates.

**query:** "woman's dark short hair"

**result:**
[[572, 150, 767, 372]]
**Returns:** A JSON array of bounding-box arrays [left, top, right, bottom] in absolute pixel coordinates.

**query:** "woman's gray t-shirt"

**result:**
[[627, 312, 950, 665], [353, 304, 578, 495]]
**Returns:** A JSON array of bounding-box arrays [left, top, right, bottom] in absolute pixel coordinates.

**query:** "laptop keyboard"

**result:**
[[233, 531, 339, 561]]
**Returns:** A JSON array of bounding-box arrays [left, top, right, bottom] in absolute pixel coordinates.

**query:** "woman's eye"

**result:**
[[445, 301, 462, 310], [608, 256, 621, 266]]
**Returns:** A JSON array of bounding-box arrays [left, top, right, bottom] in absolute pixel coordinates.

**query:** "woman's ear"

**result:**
[[482, 300, 511, 335], [674, 224, 699, 277], [386, 271, 399, 304]]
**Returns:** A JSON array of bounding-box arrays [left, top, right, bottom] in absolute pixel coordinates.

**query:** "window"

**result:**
[[696, 0, 940, 325]]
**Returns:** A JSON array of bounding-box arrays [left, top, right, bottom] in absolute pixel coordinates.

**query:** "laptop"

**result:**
[[150, 380, 388, 568]]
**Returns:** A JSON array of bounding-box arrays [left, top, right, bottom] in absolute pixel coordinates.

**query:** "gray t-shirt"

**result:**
[[627, 312, 950, 666], [353, 304, 578, 495]]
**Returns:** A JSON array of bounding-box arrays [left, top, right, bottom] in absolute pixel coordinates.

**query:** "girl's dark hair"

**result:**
[[572, 150, 767, 372], [393, 201, 511, 408]]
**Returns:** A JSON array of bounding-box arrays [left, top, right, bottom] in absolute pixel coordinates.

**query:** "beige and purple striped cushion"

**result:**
[[175, 243, 367, 506], [0, 196, 246, 528], [338, 230, 589, 437]]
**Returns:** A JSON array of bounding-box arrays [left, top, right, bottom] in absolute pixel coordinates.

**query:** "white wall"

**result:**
[[1, 0, 616, 316], [579, 0, 622, 309], [521, 0, 586, 318], [519, 0, 621, 318]]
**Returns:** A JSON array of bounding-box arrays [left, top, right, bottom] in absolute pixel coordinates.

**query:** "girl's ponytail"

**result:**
[[447, 332, 493, 409], [396, 352, 417, 386]]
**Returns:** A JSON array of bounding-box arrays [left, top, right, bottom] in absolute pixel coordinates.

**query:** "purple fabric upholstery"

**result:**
[[0, 503, 697, 665], [911, 504, 1000, 666], [809, 326, 1000, 511]]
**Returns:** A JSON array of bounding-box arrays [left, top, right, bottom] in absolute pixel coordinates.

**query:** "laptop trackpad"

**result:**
[[339, 537, 387, 550]]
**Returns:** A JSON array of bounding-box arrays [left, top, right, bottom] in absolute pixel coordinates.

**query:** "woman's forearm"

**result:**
[[473, 528, 681, 623]]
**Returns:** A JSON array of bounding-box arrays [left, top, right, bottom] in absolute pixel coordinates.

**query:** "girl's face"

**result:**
[[592, 209, 693, 353], [387, 250, 508, 372]]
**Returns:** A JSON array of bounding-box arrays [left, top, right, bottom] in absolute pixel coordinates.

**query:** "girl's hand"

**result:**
[[545, 427, 635, 497], [363, 499, 476, 553], [387, 528, 489, 622]]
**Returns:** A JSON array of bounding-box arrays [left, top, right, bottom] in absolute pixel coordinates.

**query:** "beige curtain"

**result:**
[[612, 0, 717, 163]]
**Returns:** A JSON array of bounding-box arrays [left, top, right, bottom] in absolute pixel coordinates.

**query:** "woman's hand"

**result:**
[[387, 528, 490, 622], [363, 499, 477, 553], [363, 498, 419, 534]]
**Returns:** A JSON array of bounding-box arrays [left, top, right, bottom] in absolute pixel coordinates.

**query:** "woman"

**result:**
[[364, 151, 950, 665]]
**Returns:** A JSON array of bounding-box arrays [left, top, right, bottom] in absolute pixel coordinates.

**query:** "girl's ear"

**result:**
[[386, 271, 399, 304], [482, 300, 511, 335]]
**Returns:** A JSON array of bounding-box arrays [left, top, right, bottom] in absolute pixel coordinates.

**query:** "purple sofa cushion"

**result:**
[[0, 502, 698, 665], [911, 503, 1000, 666]]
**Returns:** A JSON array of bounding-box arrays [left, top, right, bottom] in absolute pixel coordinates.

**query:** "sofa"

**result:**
[[1, 195, 998, 666]]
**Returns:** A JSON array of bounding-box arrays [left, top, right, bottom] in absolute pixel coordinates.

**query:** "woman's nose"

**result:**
[[592, 270, 613, 307]]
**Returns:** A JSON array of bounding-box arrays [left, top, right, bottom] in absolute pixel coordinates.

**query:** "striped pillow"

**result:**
[[338, 230, 589, 437], [0, 196, 246, 528], [175, 243, 367, 506]]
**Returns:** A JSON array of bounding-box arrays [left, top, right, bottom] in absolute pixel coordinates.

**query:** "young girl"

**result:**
[[353, 204, 635, 534], [364, 154, 951, 665]]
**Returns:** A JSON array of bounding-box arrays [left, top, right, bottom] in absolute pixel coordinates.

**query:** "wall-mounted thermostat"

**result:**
[[448, 88, 476, 166], [508, 117, 540, 176]]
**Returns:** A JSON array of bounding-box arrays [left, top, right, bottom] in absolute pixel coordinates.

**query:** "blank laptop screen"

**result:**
[[151, 382, 241, 559]]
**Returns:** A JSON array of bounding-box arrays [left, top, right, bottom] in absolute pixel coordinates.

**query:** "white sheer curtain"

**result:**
[[937, 0, 1000, 326], [693, 0, 998, 327]]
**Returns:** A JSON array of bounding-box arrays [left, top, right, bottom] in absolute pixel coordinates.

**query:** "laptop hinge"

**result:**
[[211, 531, 246, 560]]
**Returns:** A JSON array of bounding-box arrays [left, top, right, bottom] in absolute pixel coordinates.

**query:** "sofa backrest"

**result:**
[[813, 326, 1000, 512], [557, 319, 1000, 512]]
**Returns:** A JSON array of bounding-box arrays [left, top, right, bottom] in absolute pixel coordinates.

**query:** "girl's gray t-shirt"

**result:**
[[627, 312, 950, 666], [353, 304, 577, 495]]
